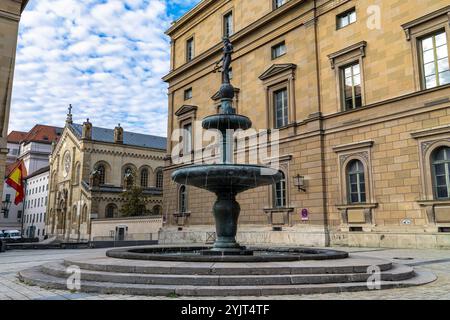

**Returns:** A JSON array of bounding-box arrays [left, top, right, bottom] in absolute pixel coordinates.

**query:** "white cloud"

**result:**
[[10, 0, 202, 137]]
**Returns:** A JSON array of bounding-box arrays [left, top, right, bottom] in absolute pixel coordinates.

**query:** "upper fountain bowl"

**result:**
[[202, 113, 252, 131], [172, 164, 283, 195]]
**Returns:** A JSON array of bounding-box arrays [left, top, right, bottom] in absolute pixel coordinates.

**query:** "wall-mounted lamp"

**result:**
[[293, 174, 307, 192]]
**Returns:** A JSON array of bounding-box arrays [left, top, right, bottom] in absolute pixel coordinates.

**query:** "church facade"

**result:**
[[162, 0, 450, 248], [46, 112, 166, 241]]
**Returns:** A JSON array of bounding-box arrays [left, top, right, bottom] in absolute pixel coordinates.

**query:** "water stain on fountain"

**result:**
[[171, 38, 283, 254]]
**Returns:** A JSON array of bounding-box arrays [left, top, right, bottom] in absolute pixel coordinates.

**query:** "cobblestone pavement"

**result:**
[[1, 247, 450, 300]]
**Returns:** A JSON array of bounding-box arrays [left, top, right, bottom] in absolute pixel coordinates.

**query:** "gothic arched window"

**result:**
[[106, 204, 117, 218], [97, 164, 106, 185], [156, 170, 163, 189], [432, 146, 450, 200], [140, 168, 149, 188], [347, 160, 366, 203]]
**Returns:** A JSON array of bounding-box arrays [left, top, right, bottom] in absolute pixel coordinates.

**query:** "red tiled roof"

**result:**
[[20, 125, 63, 145], [7, 131, 27, 143]]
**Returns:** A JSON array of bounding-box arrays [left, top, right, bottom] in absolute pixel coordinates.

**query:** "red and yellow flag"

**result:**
[[5, 160, 27, 205]]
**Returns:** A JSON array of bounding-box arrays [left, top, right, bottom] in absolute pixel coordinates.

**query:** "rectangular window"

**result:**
[[337, 8, 357, 29], [271, 42, 286, 59], [341, 62, 362, 110], [273, 0, 287, 9], [186, 37, 194, 62], [420, 30, 450, 89], [184, 88, 193, 100], [17, 210, 22, 220], [223, 12, 233, 38], [183, 123, 193, 154], [5, 194, 11, 202], [274, 88, 288, 128]]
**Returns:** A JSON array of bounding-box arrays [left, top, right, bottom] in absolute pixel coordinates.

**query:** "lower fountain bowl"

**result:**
[[106, 246, 349, 263]]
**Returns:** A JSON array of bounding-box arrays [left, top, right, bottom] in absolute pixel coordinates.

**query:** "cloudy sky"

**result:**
[[10, 0, 201, 137]]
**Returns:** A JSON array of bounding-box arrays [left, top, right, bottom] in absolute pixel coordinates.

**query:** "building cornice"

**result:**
[[401, 5, 450, 40], [163, 0, 307, 83]]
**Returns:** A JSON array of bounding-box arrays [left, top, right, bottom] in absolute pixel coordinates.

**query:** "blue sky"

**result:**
[[10, 0, 201, 137]]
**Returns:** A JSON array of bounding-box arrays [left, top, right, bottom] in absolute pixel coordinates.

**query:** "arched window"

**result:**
[[179, 185, 187, 213], [97, 164, 106, 185], [432, 146, 450, 199], [153, 205, 162, 215], [347, 160, 366, 203], [81, 204, 88, 223], [124, 167, 134, 188], [106, 204, 118, 218], [72, 205, 77, 222], [273, 171, 287, 208], [156, 170, 163, 189], [140, 168, 149, 188], [75, 163, 81, 183]]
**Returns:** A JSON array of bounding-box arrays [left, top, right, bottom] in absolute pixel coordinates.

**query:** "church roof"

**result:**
[[69, 123, 167, 150]]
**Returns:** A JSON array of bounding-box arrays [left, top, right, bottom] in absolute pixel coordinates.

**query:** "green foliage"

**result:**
[[120, 187, 148, 217]]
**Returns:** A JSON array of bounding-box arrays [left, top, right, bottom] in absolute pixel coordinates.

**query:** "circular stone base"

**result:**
[[106, 246, 349, 262]]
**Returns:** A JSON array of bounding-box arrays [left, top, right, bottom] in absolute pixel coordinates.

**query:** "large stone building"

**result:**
[[1, 125, 61, 232], [162, 0, 450, 248], [0, 0, 28, 217], [46, 111, 166, 242]]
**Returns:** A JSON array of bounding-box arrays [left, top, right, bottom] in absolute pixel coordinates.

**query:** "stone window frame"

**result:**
[[93, 161, 110, 185], [259, 64, 297, 129], [412, 125, 450, 227], [184, 87, 193, 100], [401, 6, 450, 91], [411, 126, 450, 201], [336, 7, 357, 30], [271, 41, 287, 60], [263, 155, 294, 227], [333, 141, 377, 228], [186, 35, 195, 63], [222, 9, 234, 38], [328, 41, 367, 112], [175, 105, 198, 160]]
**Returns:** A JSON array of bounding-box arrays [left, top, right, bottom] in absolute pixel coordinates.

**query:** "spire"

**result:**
[[66, 104, 73, 125]]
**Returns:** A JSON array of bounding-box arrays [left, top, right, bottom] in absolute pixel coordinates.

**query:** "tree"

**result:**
[[120, 187, 148, 217]]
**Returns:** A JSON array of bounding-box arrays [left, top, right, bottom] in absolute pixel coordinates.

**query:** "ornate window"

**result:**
[[273, 171, 287, 208], [341, 62, 362, 110], [124, 167, 134, 188], [420, 31, 450, 89], [156, 169, 163, 189], [274, 88, 288, 128], [96, 164, 106, 185], [401, 6, 450, 91], [179, 185, 188, 213], [432, 146, 450, 200], [106, 204, 117, 218], [347, 160, 366, 204], [140, 168, 149, 188]]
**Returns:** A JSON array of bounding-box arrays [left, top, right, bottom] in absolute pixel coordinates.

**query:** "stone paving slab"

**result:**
[[1, 247, 450, 299]]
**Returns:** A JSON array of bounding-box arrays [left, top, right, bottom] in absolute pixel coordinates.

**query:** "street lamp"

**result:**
[[1, 198, 12, 218], [293, 174, 307, 192]]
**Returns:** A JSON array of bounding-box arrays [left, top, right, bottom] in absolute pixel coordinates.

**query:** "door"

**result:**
[[116, 227, 125, 241]]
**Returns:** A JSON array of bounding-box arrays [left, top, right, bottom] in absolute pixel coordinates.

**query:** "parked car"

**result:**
[[2, 230, 22, 243]]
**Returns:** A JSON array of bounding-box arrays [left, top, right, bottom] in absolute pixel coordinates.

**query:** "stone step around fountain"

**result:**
[[18, 265, 436, 297], [40, 261, 415, 286], [17, 253, 437, 297], [62, 255, 394, 275]]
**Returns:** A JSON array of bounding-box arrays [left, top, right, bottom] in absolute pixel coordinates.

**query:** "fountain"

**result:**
[[17, 39, 436, 297], [171, 37, 283, 255]]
